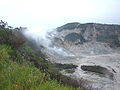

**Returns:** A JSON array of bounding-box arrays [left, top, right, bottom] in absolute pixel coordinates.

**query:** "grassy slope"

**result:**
[[0, 45, 74, 90], [0, 24, 82, 90]]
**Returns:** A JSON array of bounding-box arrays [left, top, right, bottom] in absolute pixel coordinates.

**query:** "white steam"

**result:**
[[24, 26, 51, 46], [23, 26, 74, 57]]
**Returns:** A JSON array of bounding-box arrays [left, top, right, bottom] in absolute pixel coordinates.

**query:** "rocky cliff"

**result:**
[[34, 22, 120, 90], [44, 22, 120, 90], [51, 22, 120, 55]]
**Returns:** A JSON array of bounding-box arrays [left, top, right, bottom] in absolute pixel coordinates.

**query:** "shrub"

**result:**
[[38, 81, 74, 90], [0, 60, 45, 90], [0, 45, 76, 90], [0, 59, 75, 90], [57, 22, 79, 32], [0, 45, 12, 61], [0, 27, 26, 49]]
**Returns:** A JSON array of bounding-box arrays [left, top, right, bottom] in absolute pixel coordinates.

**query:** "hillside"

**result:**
[[1, 21, 120, 90], [50, 22, 120, 55], [40, 22, 120, 90], [0, 21, 85, 90]]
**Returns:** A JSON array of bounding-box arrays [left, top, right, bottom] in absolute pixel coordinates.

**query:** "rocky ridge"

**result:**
[[45, 22, 120, 90], [50, 22, 120, 55]]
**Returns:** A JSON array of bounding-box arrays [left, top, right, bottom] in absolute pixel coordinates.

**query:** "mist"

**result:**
[[23, 26, 74, 57]]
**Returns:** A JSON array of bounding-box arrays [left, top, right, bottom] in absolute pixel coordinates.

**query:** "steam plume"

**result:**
[[23, 26, 74, 57]]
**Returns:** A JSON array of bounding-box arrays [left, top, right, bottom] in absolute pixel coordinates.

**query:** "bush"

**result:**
[[57, 22, 79, 32], [0, 60, 45, 90], [0, 45, 12, 61], [37, 81, 74, 90], [64, 33, 85, 44], [0, 59, 75, 90], [0, 27, 12, 44], [0, 27, 26, 49], [0, 45, 76, 90]]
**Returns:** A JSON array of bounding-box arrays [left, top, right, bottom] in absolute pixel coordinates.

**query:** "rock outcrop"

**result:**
[[50, 22, 120, 55], [81, 65, 114, 80]]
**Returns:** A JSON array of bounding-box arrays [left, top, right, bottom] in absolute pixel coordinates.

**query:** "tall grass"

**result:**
[[0, 45, 12, 61], [0, 45, 76, 90], [0, 25, 82, 90]]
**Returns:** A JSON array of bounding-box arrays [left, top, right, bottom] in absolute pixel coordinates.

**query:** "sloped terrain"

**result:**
[[44, 22, 120, 90], [0, 21, 83, 90]]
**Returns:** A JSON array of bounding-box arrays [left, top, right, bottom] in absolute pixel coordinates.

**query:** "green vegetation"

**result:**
[[0, 25, 25, 49], [54, 63, 78, 70], [0, 45, 74, 90], [0, 21, 82, 90], [81, 65, 107, 74], [64, 33, 85, 44], [81, 65, 114, 80], [57, 22, 79, 32], [0, 45, 12, 61], [96, 34, 120, 47]]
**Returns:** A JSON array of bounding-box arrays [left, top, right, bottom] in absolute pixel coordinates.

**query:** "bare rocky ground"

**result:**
[[47, 50, 120, 90], [41, 23, 120, 90], [43, 40, 120, 90], [73, 53, 120, 90]]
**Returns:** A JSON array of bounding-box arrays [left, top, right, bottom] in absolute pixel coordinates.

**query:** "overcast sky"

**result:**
[[0, 0, 120, 29]]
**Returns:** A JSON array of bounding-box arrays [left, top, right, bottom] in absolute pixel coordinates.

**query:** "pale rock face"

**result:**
[[50, 23, 120, 56], [32, 22, 120, 90], [44, 23, 120, 90]]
